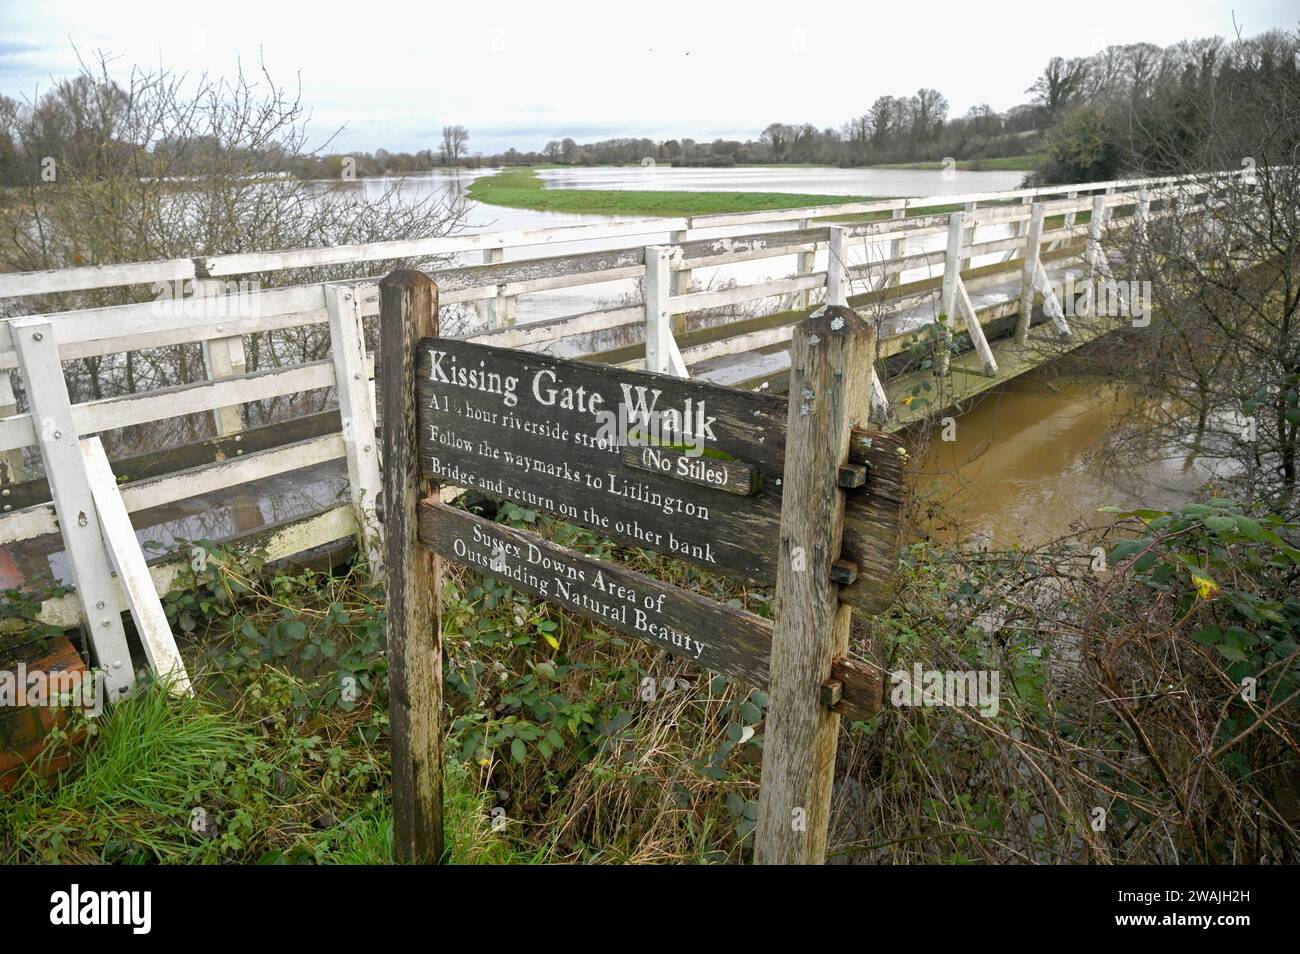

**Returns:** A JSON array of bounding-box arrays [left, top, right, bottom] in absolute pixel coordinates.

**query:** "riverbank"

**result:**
[[466, 167, 867, 217], [872, 153, 1046, 172]]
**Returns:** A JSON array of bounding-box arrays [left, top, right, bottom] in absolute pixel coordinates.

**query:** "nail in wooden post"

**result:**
[[754, 303, 876, 865], [380, 269, 445, 864]]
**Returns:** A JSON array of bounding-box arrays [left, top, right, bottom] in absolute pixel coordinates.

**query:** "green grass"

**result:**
[[467, 167, 867, 218], [872, 153, 1046, 172], [0, 682, 530, 864]]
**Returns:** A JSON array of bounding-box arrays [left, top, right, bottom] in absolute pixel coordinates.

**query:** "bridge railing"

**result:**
[[0, 169, 1235, 635]]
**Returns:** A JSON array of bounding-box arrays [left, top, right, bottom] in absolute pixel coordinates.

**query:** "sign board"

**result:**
[[418, 501, 772, 688], [417, 338, 786, 582], [384, 269, 906, 866]]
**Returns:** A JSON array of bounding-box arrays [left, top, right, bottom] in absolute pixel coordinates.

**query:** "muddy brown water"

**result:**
[[917, 366, 1214, 548]]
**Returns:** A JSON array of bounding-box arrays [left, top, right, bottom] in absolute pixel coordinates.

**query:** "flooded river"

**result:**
[[332, 165, 1027, 324], [919, 366, 1214, 548], [2, 166, 1206, 589]]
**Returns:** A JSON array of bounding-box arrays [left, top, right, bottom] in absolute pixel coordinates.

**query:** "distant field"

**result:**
[[872, 154, 1047, 172], [466, 168, 867, 217]]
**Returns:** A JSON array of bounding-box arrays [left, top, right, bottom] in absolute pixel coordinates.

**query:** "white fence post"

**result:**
[[670, 228, 693, 297], [81, 436, 192, 696], [474, 248, 517, 328], [825, 225, 848, 307], [887, 207, 907, 288], [796, 217, 816, 310], [325, 284, 385, 576], [197, 279, 248, 436], [644, 245, 687, 377], [938, 211, 965, 375], [960, 200, 977, 272], [12, 317, 135, 703], [1017, 203, 1046, 344], [1063, 191, 1079, 229], [0, 371, 25, 486], [1003, 194, 1032, 262]]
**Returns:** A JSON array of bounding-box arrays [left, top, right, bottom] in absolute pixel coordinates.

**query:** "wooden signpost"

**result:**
[[382, 269, 908, 865]]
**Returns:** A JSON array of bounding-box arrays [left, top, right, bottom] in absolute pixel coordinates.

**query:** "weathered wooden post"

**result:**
[[754, 303, 876, 865], [380, 269, 445, 864]]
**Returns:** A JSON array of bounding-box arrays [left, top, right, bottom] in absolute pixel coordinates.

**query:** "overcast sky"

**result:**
[[2, 0, 1297, 155]]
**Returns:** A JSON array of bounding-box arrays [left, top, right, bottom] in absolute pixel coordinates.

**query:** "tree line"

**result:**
[[1, 29, 1295, 189]]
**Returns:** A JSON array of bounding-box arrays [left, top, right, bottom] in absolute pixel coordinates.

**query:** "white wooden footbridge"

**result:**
[[0, 169, 1235, 697]]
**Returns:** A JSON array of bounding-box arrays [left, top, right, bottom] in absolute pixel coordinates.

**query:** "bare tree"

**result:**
[[440, 124, 469, 164], [0, 52, 468, 453], [1027, 56, 1091, 118]]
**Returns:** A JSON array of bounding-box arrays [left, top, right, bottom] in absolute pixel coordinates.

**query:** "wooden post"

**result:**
[[380, 269, 445, 864], [1003, 194, 1031, 263], [645, 245, 672, 374], [938, 211, 964, 376], [474, 248, 517, 329], [1017, 202, 1045, 344], [197, 279, 249, 436], [80, 436, 193, 697], [1063, 190, 1079, 231], [0, 370, 25, 486], [670, 228, 693, 297], [326, 284, 385, 576], [886, 207, 906, 289], [644, 246, 687, 377], [825, 226, 847, 308], [473, 249, 498, 328], [754, 304, 876, 865], [959, 200, 976, 272], [796, 217, 816, 310], [1086, 195, 1106, 278], [11, 318, 135, 703]]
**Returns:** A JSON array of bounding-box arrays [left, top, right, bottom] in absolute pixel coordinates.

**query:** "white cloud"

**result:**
[[1, 0, 1295, 153]]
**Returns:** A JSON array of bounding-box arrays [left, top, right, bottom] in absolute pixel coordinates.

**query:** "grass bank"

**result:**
[[871, 153, 1046, 172], [466, 167, 866, 218], [3, 493, 1293, 864]]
